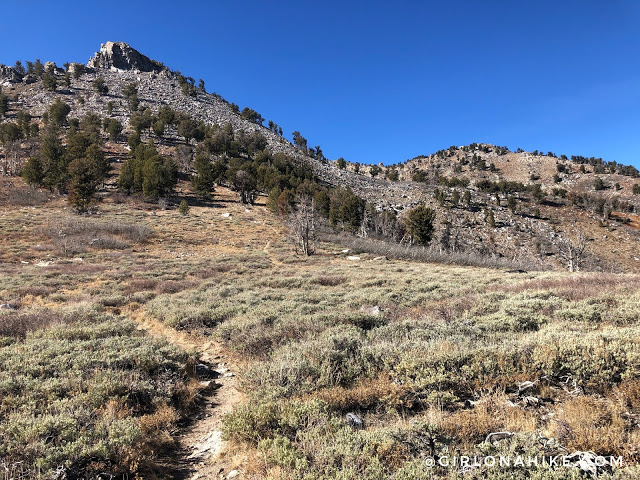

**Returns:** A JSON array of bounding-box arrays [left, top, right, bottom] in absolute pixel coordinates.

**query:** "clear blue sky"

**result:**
[[1, 1, 639, 167]]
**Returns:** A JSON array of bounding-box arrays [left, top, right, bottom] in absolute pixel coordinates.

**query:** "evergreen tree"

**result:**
[[39, 129, 68, 192], [463, 190, 471, 207], [329, 187, 364, 233], [485, 208, 496, 228], [22, 156, 44, 186], [292, 131, 308, 150], [178, 199, 190, 215], [119, 142, 177, 198], [123, 83, 138, 98], [42, 73, 57, 91], [451, 190, 460, 206], [405, 204, 436, 245], [13, 60, 26, 76], [67, 155, 100, 212], [106, 119, 123, 141], [267, 187, 282, 213], [152, 119, 165, 139], [33, 59, 44, 77], [0, 87, 9, 117], [93, 77, 109, 95], [191, 154, 215, 198], [48, 99, 71, 126], [178, 118, 198, 143], [233, 170, 256, 204]]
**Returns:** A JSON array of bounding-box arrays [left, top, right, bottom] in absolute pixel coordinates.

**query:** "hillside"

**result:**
[[1, 176, 640, 479], [1, 42, 640, 272]]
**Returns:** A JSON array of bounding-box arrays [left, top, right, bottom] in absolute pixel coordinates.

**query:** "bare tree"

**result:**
[[1, 140, 22, 176], [287, 194, 318, 256], [176, 144, 193, 174], [560, 231, 588, 272]]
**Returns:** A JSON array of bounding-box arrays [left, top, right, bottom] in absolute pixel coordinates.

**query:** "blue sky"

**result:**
[[1, 1, 639, 167]]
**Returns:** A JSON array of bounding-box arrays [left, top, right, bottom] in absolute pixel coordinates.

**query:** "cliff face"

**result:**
[[87, 41, 168, 73]]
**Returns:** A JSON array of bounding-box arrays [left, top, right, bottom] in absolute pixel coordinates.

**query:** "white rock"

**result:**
[[188, 430, 222, 460], [221, 213, 232, 217], [347, 256, 360, 261], [226, 470, 241, 479]]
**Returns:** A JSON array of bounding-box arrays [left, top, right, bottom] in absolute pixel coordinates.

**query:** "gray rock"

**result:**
[[360, 305, 382, 316], [22, 74, 38, 84], [346, 412, 364, 429], [0, 64, 22, 83], [88, 42, 169, 73], [484, 431, 514, 443]]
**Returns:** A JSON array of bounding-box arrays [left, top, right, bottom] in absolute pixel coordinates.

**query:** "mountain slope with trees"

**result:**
[[1, 42, 639, 271]]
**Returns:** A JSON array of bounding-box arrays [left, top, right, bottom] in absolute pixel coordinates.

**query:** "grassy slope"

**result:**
[[1, 180, 639, 479]]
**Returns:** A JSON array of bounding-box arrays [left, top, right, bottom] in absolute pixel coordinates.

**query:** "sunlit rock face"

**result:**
[[88, 41, 168, 73]]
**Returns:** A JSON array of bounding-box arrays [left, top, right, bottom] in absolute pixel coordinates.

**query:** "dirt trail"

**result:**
[[132, 311, 244, 480]]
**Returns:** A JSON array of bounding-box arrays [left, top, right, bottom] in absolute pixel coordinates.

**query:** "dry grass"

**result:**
[[0, 310, 64, 339], [550, 396, 639, 460], [3, 186, 51, 206], [42, 216, 153, 256], [322, 232, 546, 271], [497, 272, 640, 300], [311, 374, 413, 412], [438, 394, 538, 448]]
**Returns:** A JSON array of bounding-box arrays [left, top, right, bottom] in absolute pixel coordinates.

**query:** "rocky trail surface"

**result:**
[[133, 312, 244, 480]]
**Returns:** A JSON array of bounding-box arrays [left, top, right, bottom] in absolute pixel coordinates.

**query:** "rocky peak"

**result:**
[[87, 41, 168, 73]]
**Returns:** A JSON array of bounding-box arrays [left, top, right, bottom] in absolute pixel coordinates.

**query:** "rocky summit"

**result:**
[[87, 41, 168, 73]]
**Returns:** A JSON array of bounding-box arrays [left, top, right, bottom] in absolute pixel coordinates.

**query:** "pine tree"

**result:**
[[191, 154, 214, 198], [93, 77, 109, 95], [22, 157, 44, 186], [40, 129, 68, 192], [405, 204, 436, 245], [67, 156, 100, 212], [178, 199, 190, 215], [42, 73, 57, 91]]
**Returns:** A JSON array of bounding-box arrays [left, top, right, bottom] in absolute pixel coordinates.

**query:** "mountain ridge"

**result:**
[[1, 42, 639, 271]]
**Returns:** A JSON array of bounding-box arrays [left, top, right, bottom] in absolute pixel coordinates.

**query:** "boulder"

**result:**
[[44, 61, 64, 74], [346, 412, 364, 429], [484, 431, 514, 443]]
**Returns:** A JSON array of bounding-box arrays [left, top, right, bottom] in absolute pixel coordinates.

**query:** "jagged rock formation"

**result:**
[[0, 65, 21, 84], [87, 42, 168, 73]]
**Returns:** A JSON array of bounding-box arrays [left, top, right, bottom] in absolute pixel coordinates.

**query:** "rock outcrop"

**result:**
[[0, 65, 22, 84], [87, 42, 168, 73]]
